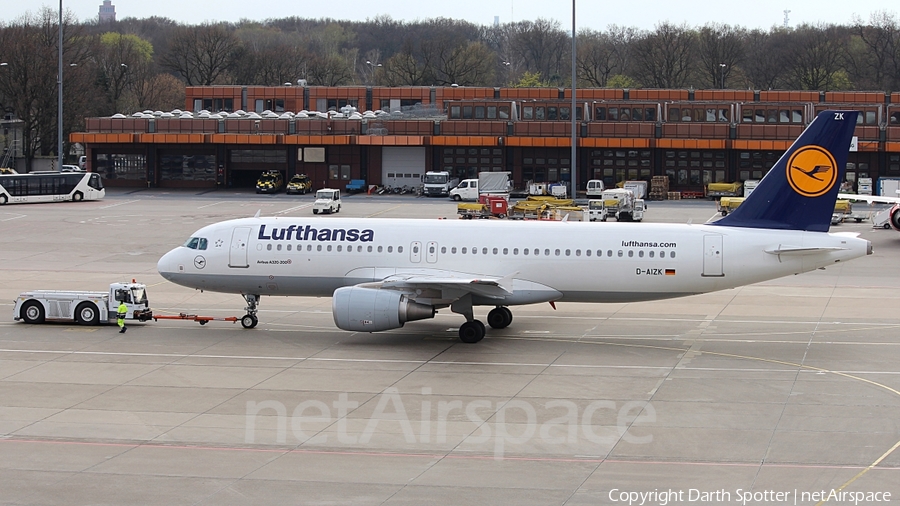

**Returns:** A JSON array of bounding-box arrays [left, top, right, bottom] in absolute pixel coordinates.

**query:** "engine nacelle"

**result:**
[[332, 286, 435, 332], [890, 204, 900, 231]]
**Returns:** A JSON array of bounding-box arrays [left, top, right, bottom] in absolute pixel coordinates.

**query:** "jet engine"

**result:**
[[890, 204, 900, 231], [332, 286, 435, 332]]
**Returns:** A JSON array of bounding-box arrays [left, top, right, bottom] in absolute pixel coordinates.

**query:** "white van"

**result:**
[[586, 179, 605, 197]]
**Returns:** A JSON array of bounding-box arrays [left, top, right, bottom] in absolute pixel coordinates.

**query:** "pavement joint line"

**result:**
[[97, 199, 140, 209], [195, 201, 225, 209], [366, 204, 404, 218]]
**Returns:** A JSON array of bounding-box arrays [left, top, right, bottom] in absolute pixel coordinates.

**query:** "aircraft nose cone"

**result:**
[[157, 248, 182, 281]]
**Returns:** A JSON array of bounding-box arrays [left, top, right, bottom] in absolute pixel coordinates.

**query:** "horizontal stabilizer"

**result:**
[[838, 193, 900, 205], [765, 246, 846, 256]]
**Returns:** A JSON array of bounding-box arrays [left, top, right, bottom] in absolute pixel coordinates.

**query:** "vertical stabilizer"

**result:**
[[712, 110, 858, 232]]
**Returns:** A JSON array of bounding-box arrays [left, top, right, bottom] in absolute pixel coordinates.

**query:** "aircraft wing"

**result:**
[[367, 272, 515, 300], [838, 193, 900, 205]]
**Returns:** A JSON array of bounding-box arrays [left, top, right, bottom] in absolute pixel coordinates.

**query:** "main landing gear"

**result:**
[[241, 293, 260, 329], [487, 306, 513, 330], [452, 295, 513, 344]]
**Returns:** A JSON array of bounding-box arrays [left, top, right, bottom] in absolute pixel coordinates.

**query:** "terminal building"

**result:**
[[70, 86, 900, 195]]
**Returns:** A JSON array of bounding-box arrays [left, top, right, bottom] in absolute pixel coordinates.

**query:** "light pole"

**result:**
[[719, 63, 726, 90], [365, 60, 381, 86], [570, 0, 577, 200], [57, 0, 63, 170]]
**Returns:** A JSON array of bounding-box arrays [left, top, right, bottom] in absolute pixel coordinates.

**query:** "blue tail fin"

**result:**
[[712, 110, 858, 232]]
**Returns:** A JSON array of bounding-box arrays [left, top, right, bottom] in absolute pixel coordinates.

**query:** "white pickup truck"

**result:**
[[14, 281, 153, 325]]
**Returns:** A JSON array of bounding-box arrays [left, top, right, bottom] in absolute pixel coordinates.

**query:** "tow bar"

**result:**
[[153, 313, 239, 325]]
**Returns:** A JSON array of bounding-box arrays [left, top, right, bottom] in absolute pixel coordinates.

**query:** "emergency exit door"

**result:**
[[702, 235, 723, 277], [229, 227, 252, 268]]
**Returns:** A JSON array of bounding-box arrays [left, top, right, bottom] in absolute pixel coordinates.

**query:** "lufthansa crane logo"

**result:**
[[194, 255, 206, 269], [786, 146, 838, 197]]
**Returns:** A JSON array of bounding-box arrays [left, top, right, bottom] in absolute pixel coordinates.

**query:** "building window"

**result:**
[[160, 154, 216, 181], [96, 153, 146, 180]]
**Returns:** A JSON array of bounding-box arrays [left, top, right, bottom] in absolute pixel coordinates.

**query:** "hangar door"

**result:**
[[382, 147, 425, 189]]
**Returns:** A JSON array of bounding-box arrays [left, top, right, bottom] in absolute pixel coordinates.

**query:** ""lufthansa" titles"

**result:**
[[258, 224, 374, 242]]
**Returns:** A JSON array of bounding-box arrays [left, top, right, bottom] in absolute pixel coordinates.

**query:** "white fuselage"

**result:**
[[157, 217, 870, 306]]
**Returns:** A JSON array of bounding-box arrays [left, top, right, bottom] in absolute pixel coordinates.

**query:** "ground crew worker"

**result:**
[[117, 301, 128, 333]]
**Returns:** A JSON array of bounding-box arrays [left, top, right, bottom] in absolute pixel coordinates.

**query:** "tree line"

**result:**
[[1, 9, 900, 165]]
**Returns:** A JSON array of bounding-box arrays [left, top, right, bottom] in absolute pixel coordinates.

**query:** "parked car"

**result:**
[[255, 170, 284, 194], [61, 165, 83, 172], [286, 174, 312, 194]]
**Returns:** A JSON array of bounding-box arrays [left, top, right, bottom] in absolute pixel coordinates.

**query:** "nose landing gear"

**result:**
[[241, 294, 260, 328]]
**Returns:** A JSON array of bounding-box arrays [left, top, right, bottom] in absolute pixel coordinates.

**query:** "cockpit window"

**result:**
[[183, 237, 208, 250]]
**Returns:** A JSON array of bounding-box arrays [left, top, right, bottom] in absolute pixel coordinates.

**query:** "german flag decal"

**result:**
[[665, 269, 676, 276]]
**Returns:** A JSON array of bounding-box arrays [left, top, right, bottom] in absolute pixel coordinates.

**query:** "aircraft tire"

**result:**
[[241, 314, 258, 329], [487, 307, 512, 329], [459, 320, 485, 343]]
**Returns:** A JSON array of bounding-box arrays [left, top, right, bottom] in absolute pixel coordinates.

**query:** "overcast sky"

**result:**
[[2, 0, 897, 31]]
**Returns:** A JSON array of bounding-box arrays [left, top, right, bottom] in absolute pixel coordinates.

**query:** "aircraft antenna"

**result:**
[[253, 210, 261, 219]]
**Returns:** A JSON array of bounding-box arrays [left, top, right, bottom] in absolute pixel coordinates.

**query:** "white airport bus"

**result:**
[[0, 171, 105, 204]]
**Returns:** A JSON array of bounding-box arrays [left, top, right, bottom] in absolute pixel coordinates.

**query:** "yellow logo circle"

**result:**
[[786, 146, 838, 198]]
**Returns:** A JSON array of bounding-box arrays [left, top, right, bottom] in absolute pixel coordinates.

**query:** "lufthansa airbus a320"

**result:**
[[158, 110, 871, 343]]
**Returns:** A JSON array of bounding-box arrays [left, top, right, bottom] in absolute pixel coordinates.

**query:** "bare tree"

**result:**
[[307, 52, 354, 86], [741, 28, 789, 89], [162, 23, 241, 85], [0, 8, 93, 169], [383, 48, 431, 86], [432, 41, 495, 86], [509, 19, 570, 85], [606, 25, 638, 78], [232, 28, 310, 85], [577, 29, 619, 87], [784, 23, 852, 90], [696, 23, 745, 89], [630, 22, 696, 88], [128, 72, 185, 111], [850, 12, 900, 91], [95, 33, 154, 114]]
